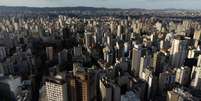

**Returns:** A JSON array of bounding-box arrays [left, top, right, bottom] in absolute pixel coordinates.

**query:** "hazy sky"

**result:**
[[0, 0, 201, 9]]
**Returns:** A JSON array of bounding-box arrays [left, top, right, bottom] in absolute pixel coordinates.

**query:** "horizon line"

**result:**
[[0, 5, 200, 11]]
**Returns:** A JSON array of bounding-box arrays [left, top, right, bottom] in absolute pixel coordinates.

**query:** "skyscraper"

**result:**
[[139, 55, 152, 78], [99, 78, 112, 101], [46, 47, 54, 61], [152, 51, 166, 75], [58, 49, 68, 65], [140, 68, 157, 100], [131, 45, 142, 76], [84, 32, 93, 50], [0, 46, 6, 61], [45, 76, 67, 101], [193, 30, 201, 48], [75, 74, 89, 101], [170, 36, 188, 68], [197, 55, 201, 67], [159, 69, 176, 94], [191, 66, 201, 90], [175, 66, 191, 85], [117, 25, 122, 37], [67, 74, 77, 101], [67, 71, 90, 101]]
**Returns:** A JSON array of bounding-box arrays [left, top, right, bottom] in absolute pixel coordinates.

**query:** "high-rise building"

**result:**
[[197, 55, 201, 67], [131, 45, 142, 76], [193, 30, 201, 48], [139, 55, 152, 78], [0, 46, 6, 61], [94, 26, 103, 44], [67, 73, 77, 101], [191, 66, 201, 90], [175, 66, 191, 85], [159, 69, 176, 94], [170, 36, 188, 68], [154, 21, 162, 32], [46, 47, 54, 61], [117, 25, 122, 37], [106, 36, 111, 46], [45, 76, 67, 101], [167, 90, 181, 101], [167, 87, 201, 101], [140, 68, 157, 100], [87, 68, 98, 101], [123, 42, 129, 57], [58, 49, 68, 65], [114, 41, 124, 59], [152, 51, 166, 75], [103, 46, 114, 64], [84, 32, 93, 51], [3, 58, 15, 75], [132, 20, 142, 33], [110, 22, 115, 33], [74, 46, 82, 57], [112, 84, 121, 101], [188, 48, 196, 59], [67, 70, 90, 101], [75, 73, 89, 101], [99, 78, 112, 101], [121, 91, 140, 101], [128, 78, 146, 100], [0, 63, 4, 76]]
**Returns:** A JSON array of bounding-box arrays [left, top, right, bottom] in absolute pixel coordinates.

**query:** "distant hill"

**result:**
[[0, 6, 200, 18]]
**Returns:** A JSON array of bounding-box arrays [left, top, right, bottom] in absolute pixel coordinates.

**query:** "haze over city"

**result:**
[[0, 0, 201, 9]]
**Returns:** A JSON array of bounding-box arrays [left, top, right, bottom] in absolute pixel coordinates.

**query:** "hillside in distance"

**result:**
[[0, 6, 201, 18]]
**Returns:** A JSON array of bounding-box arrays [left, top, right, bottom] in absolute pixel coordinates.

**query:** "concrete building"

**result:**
[[84, 32, 93, 51], [139, 55, 152, 78], [99, 78, 112, 101], [167, 87, 201, 101], [193, 30, 201, 48], [197, 55, 201, 67], [58, 49, 68, 65], [152, 51, 166, 75], [45, 75, 67, 101], [46, 47, 54, 61], [0, 46, 6, 61], [74, 46, 82, 57], [191, 66, 201, 90], [140, 68, 157, 100], [170, 36, 188, 68], [121, 91, 140, 101], [131, 45, 142, 76], [175, 66, 191, 85], [74, 72, 90, 101], [66, 68, 92, 101], [112, 84, 121, 101], [159, 69, 176, 94]]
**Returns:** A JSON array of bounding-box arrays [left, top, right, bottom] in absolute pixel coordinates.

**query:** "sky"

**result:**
[[0, 0, 201, 9]]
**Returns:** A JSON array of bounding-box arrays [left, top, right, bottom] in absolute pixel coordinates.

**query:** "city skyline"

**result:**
[[1, 0, 201, 9], [1, 2, 201, 101]]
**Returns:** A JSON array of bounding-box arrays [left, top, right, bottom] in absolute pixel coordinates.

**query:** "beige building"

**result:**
[[99, 78, 112, 101], [167, 88, 201, 101], [191, 66, 201, 90], [45, 76, 67, 101], [170, 36, 188, 68], [175, 66, 191, 85], [66, 71, 90, 101]]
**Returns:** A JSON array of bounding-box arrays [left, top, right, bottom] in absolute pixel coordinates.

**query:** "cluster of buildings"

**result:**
[[0, 15, 201, 101]]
